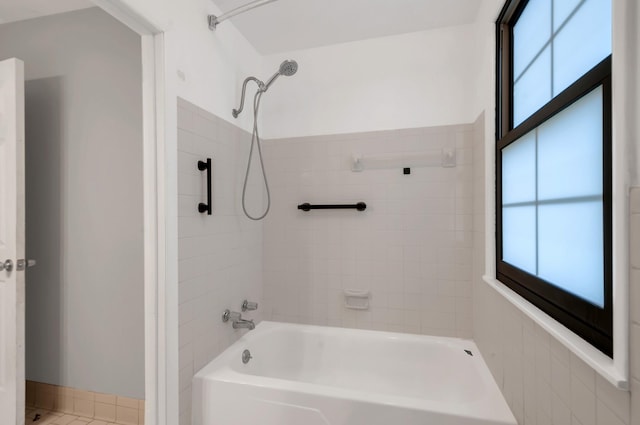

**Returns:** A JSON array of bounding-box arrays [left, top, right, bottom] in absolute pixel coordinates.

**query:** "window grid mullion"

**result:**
[[503, 194, 604, 208], [512, 0, 589, 87]]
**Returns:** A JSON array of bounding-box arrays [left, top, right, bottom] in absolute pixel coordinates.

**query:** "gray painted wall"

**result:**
[[0, 8, 144, 398]]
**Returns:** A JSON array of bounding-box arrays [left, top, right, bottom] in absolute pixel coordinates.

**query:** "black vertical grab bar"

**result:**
[[198, 158, 212, 215]]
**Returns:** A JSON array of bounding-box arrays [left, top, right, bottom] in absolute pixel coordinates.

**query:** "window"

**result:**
[[496, 0, 612, 355]]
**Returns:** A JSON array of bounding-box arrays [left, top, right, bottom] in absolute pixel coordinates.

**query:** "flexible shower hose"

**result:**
[[241, 90, 271, 220]]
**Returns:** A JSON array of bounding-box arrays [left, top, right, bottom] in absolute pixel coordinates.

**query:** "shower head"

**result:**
[[279, 60, 298, 76], [233, 60, 298, 118], [263, 59, 298, 91]]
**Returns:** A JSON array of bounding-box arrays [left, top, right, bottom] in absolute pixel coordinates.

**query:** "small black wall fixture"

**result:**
[[297, 202, 367, 212], [198, 158, 212, 215]]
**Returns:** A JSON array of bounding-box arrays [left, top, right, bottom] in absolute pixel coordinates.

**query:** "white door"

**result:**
[[0, 58, 25, 425]]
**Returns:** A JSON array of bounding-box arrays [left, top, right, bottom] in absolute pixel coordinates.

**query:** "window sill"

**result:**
[[482, 275, 628, 390]]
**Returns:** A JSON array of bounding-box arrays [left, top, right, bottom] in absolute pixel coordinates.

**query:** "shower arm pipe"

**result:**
[[263, 71, 282, 92], [233, 76, 264, 118], [208, 0, 278, 30]]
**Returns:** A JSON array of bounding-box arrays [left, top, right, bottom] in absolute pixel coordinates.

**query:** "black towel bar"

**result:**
[[297, 202, 366, 212]]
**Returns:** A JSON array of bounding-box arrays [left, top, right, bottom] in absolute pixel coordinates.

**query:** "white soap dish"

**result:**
[[344, 289, 370, 310]]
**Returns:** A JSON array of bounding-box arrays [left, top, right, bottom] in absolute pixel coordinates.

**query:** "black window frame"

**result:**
[[496, 0, 613, 356]]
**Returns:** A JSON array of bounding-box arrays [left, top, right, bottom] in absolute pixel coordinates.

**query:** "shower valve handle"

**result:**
[[222, 309, 241, 322], [242, 300, 258, 311]]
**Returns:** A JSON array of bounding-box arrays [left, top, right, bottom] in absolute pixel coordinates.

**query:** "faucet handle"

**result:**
[[242, 300, 258, 312], [222, 309, 242, 322]]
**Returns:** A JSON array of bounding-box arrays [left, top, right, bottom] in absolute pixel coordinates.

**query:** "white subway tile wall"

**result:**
[[473, 108, 638, 424], [261, 123, 475, 337], [177, 99, 638, 425], [177, 99, 263, 425]]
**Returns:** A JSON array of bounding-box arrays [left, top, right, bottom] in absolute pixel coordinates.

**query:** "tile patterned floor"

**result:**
[[25, 408, 122, 425]]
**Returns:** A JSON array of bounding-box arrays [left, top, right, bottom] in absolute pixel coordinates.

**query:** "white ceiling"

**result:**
[[212, 0, 483, 55], [0, 0, 93, 24], [0, 0, 483, 54]]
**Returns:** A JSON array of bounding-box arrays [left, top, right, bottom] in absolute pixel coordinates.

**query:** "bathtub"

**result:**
[[192, 321, 516, 425]]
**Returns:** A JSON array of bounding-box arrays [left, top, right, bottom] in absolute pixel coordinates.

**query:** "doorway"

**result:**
[[0, 7, 147, 424]]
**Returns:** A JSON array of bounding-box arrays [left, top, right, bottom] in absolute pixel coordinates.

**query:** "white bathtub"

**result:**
[[192, 321, 516, 425]]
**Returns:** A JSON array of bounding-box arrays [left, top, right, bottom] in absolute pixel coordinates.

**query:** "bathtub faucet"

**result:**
[[222, 309, 255, 330], [233, 317, 255, 330]]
